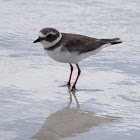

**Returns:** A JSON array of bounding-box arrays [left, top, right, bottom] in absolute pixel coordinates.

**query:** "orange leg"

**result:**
[[67, 63, 73, 86], [72, 64, 81, 90]]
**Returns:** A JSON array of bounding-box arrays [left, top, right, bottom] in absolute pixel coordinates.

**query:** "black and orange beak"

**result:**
[[33, 38, 41, 43]]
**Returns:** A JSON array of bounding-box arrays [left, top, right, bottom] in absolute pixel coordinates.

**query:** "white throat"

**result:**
[[40, 33, 62, 49]]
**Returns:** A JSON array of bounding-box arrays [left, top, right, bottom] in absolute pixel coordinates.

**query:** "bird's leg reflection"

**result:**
[[66, 86, 80, 109], [71, 90, 80, 110], [66, 91, 72, 108]]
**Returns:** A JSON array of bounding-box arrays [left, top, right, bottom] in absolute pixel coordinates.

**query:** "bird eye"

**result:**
[[47, 34, 53, 38]]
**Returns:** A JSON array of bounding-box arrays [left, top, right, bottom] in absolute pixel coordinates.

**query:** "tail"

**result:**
[[101, 38, 122, 45], [110, 38, 122, 45], [96, 38, 122, 52]]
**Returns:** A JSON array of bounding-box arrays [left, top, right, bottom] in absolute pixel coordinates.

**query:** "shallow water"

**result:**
[[0, 0, 140, 140]]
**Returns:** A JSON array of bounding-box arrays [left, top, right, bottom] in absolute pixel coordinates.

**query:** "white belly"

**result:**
[[45, 47, 82, 64], [44, 43, 111, 64]]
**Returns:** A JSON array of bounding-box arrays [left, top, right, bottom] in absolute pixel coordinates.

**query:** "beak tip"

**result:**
[[33, 38, 41, 43], [33, 39, 39, 43]]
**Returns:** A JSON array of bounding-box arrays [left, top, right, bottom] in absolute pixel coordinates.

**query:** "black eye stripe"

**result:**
[[47, 34, 53, 38]]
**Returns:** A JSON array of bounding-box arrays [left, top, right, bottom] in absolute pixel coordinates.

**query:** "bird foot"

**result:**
[[66, 83, 71, 86], [66, 83, 71, 90], [71, 86, 77, 91]]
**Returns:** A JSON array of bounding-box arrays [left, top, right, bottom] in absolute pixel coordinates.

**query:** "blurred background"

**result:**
[[0, 0, 140, 140]]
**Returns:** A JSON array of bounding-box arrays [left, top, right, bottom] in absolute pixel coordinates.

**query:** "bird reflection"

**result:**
[[32, 90, 119, 140]]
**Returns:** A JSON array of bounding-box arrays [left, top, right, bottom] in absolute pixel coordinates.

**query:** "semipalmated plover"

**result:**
[[33, 28, 122, 90]]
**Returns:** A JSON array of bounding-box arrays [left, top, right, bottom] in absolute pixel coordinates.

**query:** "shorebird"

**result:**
[[33, 28, 122, 90]]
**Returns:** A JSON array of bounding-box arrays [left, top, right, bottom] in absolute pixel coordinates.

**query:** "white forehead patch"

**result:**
[[49, 31, 56, 35], [38, 32, 46, 38]]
